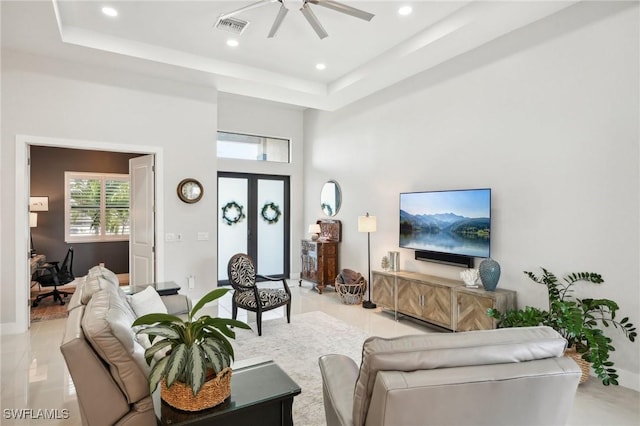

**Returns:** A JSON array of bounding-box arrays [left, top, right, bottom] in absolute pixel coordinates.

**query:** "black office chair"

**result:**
[[227, 253, 291, 336], [32, 247, 75, 307]]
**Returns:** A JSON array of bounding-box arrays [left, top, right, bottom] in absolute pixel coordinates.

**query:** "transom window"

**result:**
[[64, 172, 130, 243], [217, 131, 290, 163]]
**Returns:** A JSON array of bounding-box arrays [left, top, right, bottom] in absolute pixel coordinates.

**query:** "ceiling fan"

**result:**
[[216, 0, 375, 39]]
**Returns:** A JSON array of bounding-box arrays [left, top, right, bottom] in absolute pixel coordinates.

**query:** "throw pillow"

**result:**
[[128, 286, 168, 318]]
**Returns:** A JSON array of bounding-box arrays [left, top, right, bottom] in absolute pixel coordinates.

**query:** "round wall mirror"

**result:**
[[320, 180, 341, 217]]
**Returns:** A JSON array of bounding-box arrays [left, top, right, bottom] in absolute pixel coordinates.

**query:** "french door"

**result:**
[[217, 172, 290, 284]]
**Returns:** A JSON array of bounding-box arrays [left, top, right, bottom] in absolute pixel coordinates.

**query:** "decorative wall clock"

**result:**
[[177, 178, 203, 204]]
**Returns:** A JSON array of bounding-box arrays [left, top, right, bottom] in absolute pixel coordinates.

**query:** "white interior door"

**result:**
[[129, 155, 155, 285], [26, 144, 32, 328]]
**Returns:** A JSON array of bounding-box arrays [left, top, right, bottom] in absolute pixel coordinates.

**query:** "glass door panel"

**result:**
[[218, 177, 248, 281], [257, 179, 284, 276]]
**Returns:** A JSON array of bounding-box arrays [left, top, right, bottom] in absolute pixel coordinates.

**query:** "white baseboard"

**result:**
[[0, 321, 26, 335], [616, 367, 640, 392]]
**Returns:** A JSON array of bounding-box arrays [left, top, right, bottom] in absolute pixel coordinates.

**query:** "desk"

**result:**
[[159, 360, 301, 426], [124, 281, 181, 296], [30, 254, 46, 275]]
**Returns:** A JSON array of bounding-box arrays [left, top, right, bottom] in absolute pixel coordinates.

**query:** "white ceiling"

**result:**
[[2, 1, 579, 110]]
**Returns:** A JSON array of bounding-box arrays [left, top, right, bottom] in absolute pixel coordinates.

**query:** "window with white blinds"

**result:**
[[64, 172, 130, 243]]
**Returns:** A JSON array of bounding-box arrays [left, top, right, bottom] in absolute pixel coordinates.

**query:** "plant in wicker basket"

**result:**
[[132, 288, 251, 410], [488, 268, 636, 386]]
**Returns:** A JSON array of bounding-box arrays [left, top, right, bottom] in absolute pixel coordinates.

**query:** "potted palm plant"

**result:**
[[132, 288, 251, 411], [488, 268, 636, 385]]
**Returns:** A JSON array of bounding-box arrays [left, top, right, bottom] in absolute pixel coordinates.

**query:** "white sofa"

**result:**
[[60, 266, 190, 426], [319, 326, 582, 426]]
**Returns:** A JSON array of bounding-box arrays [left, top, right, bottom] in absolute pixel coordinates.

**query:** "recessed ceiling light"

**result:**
[[316, 63, 326, 71], [101, 6, 118, 17], [398, 6, 413, 16], [226, 39, 239, 47]]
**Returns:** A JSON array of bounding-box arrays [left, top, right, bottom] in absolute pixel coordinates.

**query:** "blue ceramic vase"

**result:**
[[479, 258, 501, 291]]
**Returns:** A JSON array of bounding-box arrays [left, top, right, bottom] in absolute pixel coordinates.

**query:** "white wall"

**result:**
[[0, 54, 306, 331], [217, 93, 305, 279], [303, 2, 639, 388], [1, 50, 219, 328]]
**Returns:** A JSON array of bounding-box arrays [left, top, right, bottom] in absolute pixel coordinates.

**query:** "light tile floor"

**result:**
[[1, 282, 638, 425]]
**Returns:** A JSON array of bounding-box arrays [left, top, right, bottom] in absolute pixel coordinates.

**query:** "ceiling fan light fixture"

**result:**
[[217, 0, 373, 39]]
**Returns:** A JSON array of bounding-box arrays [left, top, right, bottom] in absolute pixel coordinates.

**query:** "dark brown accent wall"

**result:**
[[30, 146, 142, 275]]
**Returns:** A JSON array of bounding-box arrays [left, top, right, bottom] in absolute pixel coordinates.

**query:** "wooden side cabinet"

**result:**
[[371, 273, 394, 308], [299, 240, 339, 294], [372, 270, 516, 331], [455, 287, 517, 331]]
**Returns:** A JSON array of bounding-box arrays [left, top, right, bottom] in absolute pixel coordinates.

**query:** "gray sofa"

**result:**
[[319, 326, 581, 426], [60, 266, 190, 426]]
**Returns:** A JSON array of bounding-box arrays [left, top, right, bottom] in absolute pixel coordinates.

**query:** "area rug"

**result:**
[[232, 311, 370, 426], [30, 279, 79, 322], [30, 295, 72, 322]]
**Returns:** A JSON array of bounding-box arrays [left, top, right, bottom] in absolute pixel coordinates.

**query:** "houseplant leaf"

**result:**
[[132, 312, 184, 327], [201, 340, 226, 374], [489, 267, 636, 385], [144, 338, 172, 366], [188, 344, 207, 395], [148, 356, 169, 393], [190, 288, 230, 318], [165, 343, 188, 387], [136, 325, 180, 341]]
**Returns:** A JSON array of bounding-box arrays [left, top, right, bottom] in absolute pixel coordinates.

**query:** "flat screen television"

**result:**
[[400, 188, 491, 260]]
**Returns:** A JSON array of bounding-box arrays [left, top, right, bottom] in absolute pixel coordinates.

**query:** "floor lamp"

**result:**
[[358, 213, 377, 309]]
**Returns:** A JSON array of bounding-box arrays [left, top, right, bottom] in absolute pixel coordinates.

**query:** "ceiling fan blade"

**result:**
[[301, 3, 328, 39], [268, 4, 289, 38], [218, 0, 277, 21], [309, 0, 374, 21]]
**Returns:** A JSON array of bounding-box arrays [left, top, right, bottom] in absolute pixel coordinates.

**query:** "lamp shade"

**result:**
[[358, 214, 377, 233], [29, 212, 38, 228], [308, 224, 321, 234]]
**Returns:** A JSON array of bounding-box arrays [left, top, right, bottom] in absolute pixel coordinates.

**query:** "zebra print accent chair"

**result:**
[[227, 253, 291, 336]]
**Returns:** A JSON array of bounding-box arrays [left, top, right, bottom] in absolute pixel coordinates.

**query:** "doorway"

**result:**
[[217, 172, 290, 284], [14, 135, 164, 333]]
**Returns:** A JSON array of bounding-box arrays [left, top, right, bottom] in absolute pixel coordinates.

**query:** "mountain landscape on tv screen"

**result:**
[[399, 210, 490, 257]]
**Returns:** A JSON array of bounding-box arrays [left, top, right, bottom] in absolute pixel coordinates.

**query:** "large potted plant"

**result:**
[[132, 288, 251, 411], [488, 268, 636, 385]]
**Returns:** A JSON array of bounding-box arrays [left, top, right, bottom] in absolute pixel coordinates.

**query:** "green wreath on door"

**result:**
[[261, 202, 281, 224]]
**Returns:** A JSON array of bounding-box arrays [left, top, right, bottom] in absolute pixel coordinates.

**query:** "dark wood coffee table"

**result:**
[[158, 360, 301, 426]]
